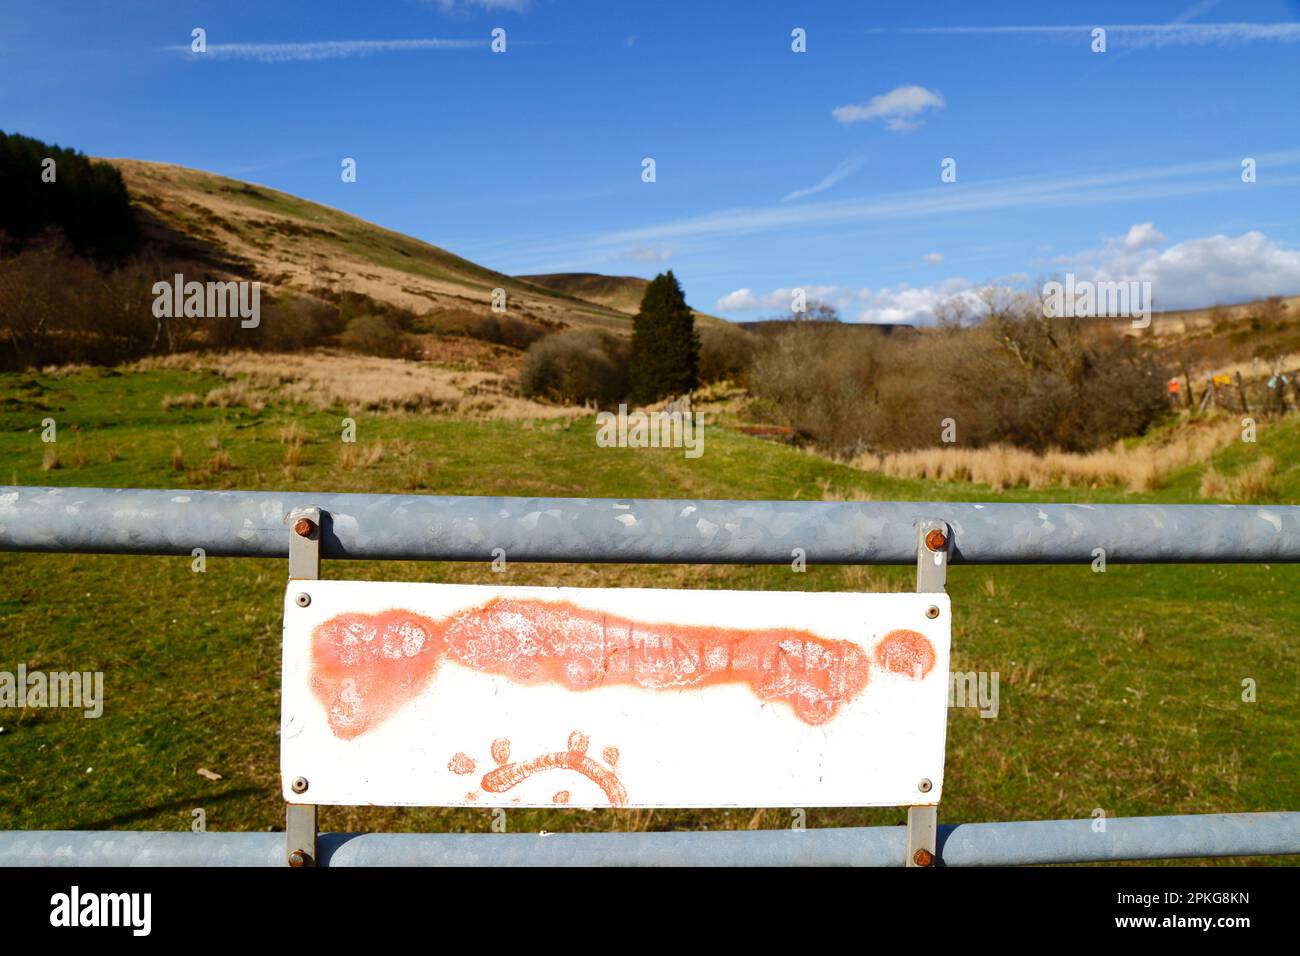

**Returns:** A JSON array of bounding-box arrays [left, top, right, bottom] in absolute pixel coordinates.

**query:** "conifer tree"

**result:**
[[629, 270, 700, 403]]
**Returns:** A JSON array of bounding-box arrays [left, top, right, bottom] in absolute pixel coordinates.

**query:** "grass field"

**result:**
[[1, 365, 1296, 862]]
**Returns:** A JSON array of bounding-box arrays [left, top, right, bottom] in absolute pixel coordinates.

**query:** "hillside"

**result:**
[[519, 272, 650, 314], [520, 271, 730, 328], [107, 159, 634, 334]]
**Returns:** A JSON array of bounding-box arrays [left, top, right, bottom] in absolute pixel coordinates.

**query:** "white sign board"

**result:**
[[280, 581, 950, 809]]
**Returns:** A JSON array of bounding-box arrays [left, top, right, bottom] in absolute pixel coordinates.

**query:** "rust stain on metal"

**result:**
[[924, 528, 947, 551]]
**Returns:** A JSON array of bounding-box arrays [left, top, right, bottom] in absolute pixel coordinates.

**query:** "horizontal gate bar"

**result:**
[[1, 813, 1296, 866], [2, 486, 1299, 564]]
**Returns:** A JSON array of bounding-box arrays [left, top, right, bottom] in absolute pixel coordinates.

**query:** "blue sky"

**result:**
[[4, 0, 1300, 321]]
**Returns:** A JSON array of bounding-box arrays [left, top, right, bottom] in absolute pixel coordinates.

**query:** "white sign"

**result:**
[[280, 581, 951, 809]]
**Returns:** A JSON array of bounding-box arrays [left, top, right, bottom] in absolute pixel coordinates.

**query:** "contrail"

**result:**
[[163, 38, 483, 62]]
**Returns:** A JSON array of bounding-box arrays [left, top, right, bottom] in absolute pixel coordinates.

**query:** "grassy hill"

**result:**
[[108, 159, 634, 334], [519, 271, 731, 328], [0, 363, 1295, 859], [518, 272, 651, 314]]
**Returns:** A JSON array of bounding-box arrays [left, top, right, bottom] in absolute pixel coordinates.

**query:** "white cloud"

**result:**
[[712, 227, 1300, 325], [923, 252, 944, 264], [885, 118, 923, 133], [166, 38, 481, 62], [495, 149, 1300, 272], [714, 285, 843, 312], [1121, 222, 1165, 250], [832, 85, 945, 129], [714, 281, 998, 325], [782, 156, 865, 202], [1069, 228, 1300, 309], [625, 244, 672, 263], [890, 23, 1300, 47], [434, 0, 530, 11], [715, 288, 759, 311]]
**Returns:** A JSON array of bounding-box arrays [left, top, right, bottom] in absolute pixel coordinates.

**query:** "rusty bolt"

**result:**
[[924, 528, 947, 552], [293, 517, 316, 537], [912, 848, 934, 867], [288, 849, 308, 868], [926, 605, 940, 619], [292, 776, 309, 794]]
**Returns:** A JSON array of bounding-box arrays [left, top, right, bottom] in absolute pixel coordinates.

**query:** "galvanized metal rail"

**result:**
[[1, 485, 1298, 866], [3, 485, 1300, 564], [2, 813, 1296, 866]]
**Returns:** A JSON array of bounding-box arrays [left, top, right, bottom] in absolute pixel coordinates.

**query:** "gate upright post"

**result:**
[[285, 507, 322, 867], [907, 519, 950, 867]]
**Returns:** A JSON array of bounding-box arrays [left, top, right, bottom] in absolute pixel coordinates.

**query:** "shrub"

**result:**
[[697, 323, 757, 385], [747, 324, 880, 456], [0, 236, 197, 368], [340, 315, 419, 359], [260, 294, 338, 351], [747, 295, 1171, 457], [471, 315, 548, 351], [519, 329, 629, 406]]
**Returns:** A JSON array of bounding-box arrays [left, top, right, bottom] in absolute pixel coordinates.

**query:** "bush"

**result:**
[[519, 330, 629, 406], [340, 315, 419, 359], [747, 296, 1171, 457], [471, 315, 548, 351], [260, 294, 338, 351], [0, 235, 206, 368], [698, 323, 757, 385], [748, 324, 880, 456]]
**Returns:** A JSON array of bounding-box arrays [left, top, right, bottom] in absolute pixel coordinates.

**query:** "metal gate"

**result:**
[[1, 485, 1297, 866]]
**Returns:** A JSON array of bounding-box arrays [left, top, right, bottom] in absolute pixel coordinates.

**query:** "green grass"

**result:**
[[1, 367, 1296, 863]]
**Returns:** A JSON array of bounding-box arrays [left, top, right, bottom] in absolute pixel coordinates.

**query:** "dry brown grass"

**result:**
[[40, 446, 60, 471], [170, 445, 185, 471], [109, 159, 634, 335], [1200, 456, 1281, 502], [814, 477, 875, 502], [138, 350, 584, 420], [207, 448, 234, 473], [858, 416, 1242, 493], [160, 392, 201, 410], [278, 423, 306, 444]]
